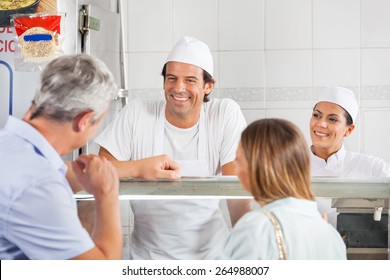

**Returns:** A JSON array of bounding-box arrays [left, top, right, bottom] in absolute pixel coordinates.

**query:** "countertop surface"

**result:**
[[74, 176, 390, 200]]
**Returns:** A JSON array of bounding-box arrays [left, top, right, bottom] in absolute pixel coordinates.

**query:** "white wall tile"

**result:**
[[362, 110, 390, 163], [361, 49, 390, 86], [128, 89, 164, 101], [343, 119, 361, 154], [122, 52, 129, 90], [211, 52, 220, 90], [360, 86, 390, 109], [219, 0, 264, 50], [219, 51, 265, 88], [219, 88, 265, 109], [92, 51, 121, 86], [265, 108, 313, 146], [266, 87, 313, 109], [128, 52, 167, 89], [174, 0, 218, 50], [313, 49, 360, 87], [266, 0, 311, 49], [128, 0, 173, 52], [265, 50, 312, 87], [361, 0, 390, 48], [313, 0, 359, 48], [242, 109, 266, 125]]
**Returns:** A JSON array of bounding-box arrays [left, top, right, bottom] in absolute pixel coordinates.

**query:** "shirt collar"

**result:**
[[310, 144, 346, 170], [263, 197, 319, 217], [4, 116, 67, 174]]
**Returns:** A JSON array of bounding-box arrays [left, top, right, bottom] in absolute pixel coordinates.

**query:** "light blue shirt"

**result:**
[[0, 116, 94, 260], [218, 197, 347, 260]]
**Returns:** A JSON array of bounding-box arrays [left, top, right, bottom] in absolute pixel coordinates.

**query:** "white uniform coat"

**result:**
[[311, 144, 390, 177], [311, 144, 390, 226]]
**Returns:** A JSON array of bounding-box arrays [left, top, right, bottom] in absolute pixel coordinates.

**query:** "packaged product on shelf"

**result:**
[[11, 13, 64, 71]]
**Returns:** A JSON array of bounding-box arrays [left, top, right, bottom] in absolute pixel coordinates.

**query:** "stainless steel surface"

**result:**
[[75, 177, 390, 199], [57, 0, 79, 54], [311, 178, 390, 199], [118, 0, 128, 90], [115, 88, 128, 108], [347, 248, 389, 260], [79, 6, 100, 35]]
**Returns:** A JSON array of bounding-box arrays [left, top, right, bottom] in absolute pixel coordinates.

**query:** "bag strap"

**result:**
[[265, 211, 288, 260]]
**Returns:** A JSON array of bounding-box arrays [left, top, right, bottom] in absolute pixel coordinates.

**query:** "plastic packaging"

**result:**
[[11, 13, 64, 71]]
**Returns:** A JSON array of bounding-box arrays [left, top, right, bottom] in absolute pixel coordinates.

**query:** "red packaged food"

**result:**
[[11, 13, 64, 71]]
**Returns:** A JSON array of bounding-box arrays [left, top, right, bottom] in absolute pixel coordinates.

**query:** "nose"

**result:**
[[316, 119, 327, 128], [173, 80, 185, 93]]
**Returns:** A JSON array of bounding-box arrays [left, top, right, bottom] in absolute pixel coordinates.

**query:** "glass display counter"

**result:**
[[75, 176, 390, 260]]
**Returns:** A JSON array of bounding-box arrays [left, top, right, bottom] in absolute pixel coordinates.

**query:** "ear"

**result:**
[[344, 124, 355, 137], [73, 111, 95, 132], [205, 82, 214, 95]]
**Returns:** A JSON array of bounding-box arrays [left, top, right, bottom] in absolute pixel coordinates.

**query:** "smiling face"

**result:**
[[310, 101, 355, 160], [163, 61, 213, 128]]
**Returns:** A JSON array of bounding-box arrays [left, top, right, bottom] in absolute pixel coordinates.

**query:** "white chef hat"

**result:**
[[166, 36, 213, 77], [315, 86, 359, 124]]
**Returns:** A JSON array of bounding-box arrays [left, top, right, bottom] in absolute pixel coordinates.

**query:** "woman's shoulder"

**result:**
[[221, 210, 278, 260], [345, 150, 390, 175], [233, 209, 274, 233]]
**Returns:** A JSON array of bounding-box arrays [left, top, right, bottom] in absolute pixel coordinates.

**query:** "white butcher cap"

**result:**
[[315, 86, 359, 123], [166, 36, 213, 77]]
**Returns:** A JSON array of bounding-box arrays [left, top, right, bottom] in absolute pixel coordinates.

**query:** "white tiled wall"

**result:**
[[361, 0, 390, 48], [219, 0, 264, 50], [313, 0, 360, 49], [266, 0, 311, 49], [122, 0, 390, 164], [362, 110, 390, 158], [313, 50, 360, 86], [174, 0, 219, 48]]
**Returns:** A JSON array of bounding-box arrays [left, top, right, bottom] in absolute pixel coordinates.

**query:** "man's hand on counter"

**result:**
[[130, 155, 181, 180], [98, 147, 181, 180]]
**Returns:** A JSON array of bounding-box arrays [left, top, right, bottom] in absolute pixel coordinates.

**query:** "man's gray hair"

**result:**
[[31, 54, 118, 122]]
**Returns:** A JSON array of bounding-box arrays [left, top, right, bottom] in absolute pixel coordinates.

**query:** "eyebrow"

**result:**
[[166, 73, 199, 80], [313, 109, 340, 118]]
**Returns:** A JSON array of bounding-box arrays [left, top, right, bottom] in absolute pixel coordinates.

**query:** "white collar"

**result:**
[[311, 144, 347, 170]]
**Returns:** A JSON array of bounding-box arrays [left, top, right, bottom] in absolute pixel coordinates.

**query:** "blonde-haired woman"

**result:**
[[218, 119, 346, 259]]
